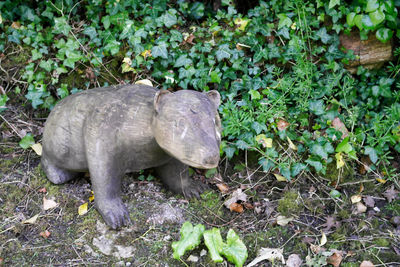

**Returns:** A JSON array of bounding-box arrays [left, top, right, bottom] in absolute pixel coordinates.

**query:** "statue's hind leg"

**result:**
[[41, 156, 79, 184]]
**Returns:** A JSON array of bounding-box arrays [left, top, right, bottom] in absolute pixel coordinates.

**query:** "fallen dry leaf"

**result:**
[[216, 183, 229, 194], [383, 185, 399, 203], [364, 196, 375, 208], [310, 244, 325, 254], [320, 231, 327, 246], [332, 117, 349, 139], [287, 136, 297, 151], [23, 214, 39, 224], [187, 255, 199, 262], [223, 188, 247, 209], [276, 215, 294, 226], [277, 119, 290, 131], [246, 248, 285, 267], [356, 202, 367, 213], [43, 197, 58, 210], [40, 230, 51, 239], [31, 143, 42, 156], [11, 21, 21, 29], [360, 260, 374, 267], [327, 250, 343, 267], [135, 79, 153, 87], [273, 173, 287, 182], [351, 194, 362, 204], [38, 187, 47, 193], [78, 202, 88, 216], [322, 216, 337, 231], [229, 202, 244, 213], [286, 254, 302, 267]]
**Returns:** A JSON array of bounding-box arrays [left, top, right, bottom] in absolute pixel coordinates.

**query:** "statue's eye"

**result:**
[[190, 108, 198, 114]]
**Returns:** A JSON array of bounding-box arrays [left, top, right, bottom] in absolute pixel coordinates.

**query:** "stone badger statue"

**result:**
[[41, 84, 221, 229]]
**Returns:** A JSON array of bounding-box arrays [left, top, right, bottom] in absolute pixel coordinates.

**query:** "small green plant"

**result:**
[[344, 0, 399, 42], [172, 221, 248, 267]]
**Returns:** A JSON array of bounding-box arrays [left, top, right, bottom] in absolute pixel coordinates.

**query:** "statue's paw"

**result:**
[[96, 198, 131, 229], [181, 179, 209, 199]]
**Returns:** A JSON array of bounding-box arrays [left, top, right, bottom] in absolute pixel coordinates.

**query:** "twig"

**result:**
[[0, 114, 23, 138]]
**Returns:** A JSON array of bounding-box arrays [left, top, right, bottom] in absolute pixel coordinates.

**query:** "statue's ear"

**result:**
[[154, 90, 171, 113], [206, 90, 221, 109]]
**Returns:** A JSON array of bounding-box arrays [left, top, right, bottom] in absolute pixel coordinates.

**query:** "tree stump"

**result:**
[[339, 31, 393, 74]]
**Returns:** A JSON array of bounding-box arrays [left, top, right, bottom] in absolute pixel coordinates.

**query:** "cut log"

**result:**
[[339, 31, 392, 74]]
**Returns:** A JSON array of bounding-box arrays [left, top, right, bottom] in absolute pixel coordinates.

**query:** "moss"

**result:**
[[277, 191, 301, 216], [342, 263, 359, 267], [188, 190, 224, 218], [337, 209, 350, 219], [325, 162, 354, 183], [373, 238, 390, 247]]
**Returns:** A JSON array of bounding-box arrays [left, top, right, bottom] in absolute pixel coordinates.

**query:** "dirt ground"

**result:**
[[1, 105, 400, 267]]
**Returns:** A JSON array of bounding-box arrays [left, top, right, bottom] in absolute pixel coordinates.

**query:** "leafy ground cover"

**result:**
[[0, 0, 400, 266]]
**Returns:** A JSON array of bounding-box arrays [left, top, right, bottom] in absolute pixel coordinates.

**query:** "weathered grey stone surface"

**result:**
[[41, 84, 221, 229]]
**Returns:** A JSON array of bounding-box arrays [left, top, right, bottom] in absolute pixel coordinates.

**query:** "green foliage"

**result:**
[[343, 0, 399, 42], [171, 222, 205, 260], [174, 223, 248, 266], [19, 133, 35, 149], [0, 0, 399, 180]]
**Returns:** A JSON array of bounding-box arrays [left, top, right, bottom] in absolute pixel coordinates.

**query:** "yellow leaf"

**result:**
[[376, 178, 387, 184], [350, 194, 362, 204], [121, 58, 136, 73], [276, 215, 293, 226], [320, 231, 327, 246], [135, 79, 153, 87], [23, 214, 39, 224], [43, 197, 58, 210], [335, 152, 344, 169], [255, 134, 272, 148], [291, 22, 297, 30], [273, 173, 287, 182], [0, 13, 3, 24], [89, 191, 95, 202], [31, 143, 42, 156], [78, 202, 88, 216], [234, 18, 250, 31], [287, 136, 297, 150], [141, 49, 151, 58]]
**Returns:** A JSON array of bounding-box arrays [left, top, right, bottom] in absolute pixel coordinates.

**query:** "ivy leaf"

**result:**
[[365, 0, 379, 12], [83, 26, 97, 39], [104, 39, 121, 55], [316, 27, 331, 44], [189, 2, 205, 19], [291, 163, 306, 177], [216, 44, 231, 61], [19, 133, 35, 149], [311, 144, 328, 159], [221, 229, 248, 267], [57, 84, 69, 99], [0, 94, 9, 113], [336, 137, 353, 154], [328, 0, 340, 9], [39, 59, 54, 72], [346, 12, 356, 27], [364, 146, 378, 164], [376, 28, 393, 43], [31, 49, 43, 61], [362, 15, 375, 30], [174, 55, 192, 68], [277, 13, 292, 29], [309, 100, 325, 115], [101, 15, 111, 29], [369, 10, 385, 26], [306, 159, 323, 172], [171, 222, 205, 260], [354, 14, 363, 31], [203, 228, 224, 263], [152, 43, 168, 59], [163, 9, 177, 28], [210, 71, 221, 83], [53, 17, 71, 36]]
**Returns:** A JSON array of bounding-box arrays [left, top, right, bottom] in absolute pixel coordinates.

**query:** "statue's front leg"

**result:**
[[155, 158, 207, 198]]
